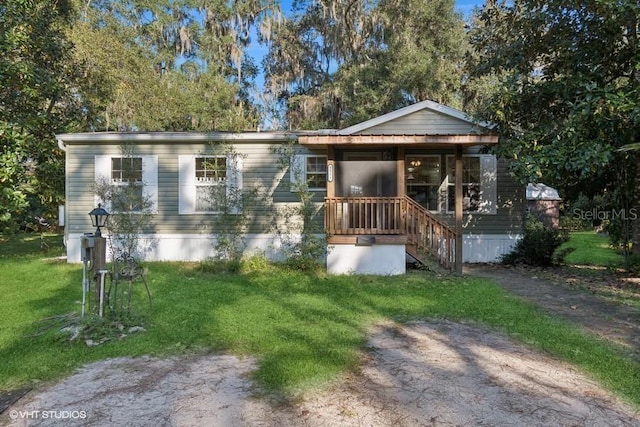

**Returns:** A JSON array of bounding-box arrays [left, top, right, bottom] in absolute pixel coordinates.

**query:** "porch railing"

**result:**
[[402, 196, 456, 269], [324, 196, 456, 269]]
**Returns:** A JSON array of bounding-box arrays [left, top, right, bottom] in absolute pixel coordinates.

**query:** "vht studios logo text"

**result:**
[[573, 208, 638, 221]]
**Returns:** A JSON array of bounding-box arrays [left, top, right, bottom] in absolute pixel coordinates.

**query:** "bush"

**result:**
[[502, 217, 569, 266]]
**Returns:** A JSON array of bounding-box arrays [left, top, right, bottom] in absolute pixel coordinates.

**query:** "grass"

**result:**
[[1, 233, 640, 407], [559, 230, 624, 267]]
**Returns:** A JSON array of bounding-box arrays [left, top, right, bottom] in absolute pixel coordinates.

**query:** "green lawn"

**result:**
[[559, 231, 624, 267], [1, 233, 639, 406]]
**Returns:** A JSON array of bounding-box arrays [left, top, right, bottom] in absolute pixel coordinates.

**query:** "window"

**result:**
[[179, 154, 243, 214], [111, 157, 144, 211], [290, 154, 327, 191], [447, 156, 481, 212], [406, 155, 441, 211], [445, 154, 497, 214], [94, 155, 158, 213], [195, 156, 227, 212]]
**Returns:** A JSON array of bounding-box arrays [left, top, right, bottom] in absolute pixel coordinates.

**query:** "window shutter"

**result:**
[[290, 154, 305, 191], [227, 155, 243, 214], [179, 155, 195, 214], [142, 155, 158, 214], [479, 155, 497, 214], [94, 155, 112, 210]]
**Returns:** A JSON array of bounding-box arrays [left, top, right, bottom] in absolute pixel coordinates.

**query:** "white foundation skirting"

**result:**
[[462, 233, 522, 263], [327, 244, 406, 275], [65, 232, 522, 271], [65, 233, 306, 263]]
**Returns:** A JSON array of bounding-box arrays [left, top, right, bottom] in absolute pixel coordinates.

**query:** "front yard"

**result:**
[[1, 233, 639, 408]]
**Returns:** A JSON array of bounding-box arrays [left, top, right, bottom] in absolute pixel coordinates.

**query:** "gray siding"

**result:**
[[359, 110, 483, 135], [440, 157, 524, 235], [65, 139, 325, 236], [66, 138, 522, 239]]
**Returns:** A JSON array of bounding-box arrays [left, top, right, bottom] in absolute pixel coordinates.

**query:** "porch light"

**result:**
[[89, 204, 109, 237]]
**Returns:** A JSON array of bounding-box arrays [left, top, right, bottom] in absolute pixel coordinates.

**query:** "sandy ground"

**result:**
[[2, 319, 639, 427]]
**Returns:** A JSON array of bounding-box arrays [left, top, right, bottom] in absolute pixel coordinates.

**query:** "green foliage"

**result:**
[[558, 232, 624, 268], [502, 217, 569, 266], [0, 0, 79, 231], [69, 0, 278, 131], [271, 141, 325, 269], [2, 252, 640, 405], [466, 0, 640, 197], [264, 0, 466, 129]]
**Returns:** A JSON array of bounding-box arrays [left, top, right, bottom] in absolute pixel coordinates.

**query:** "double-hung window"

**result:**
[[445, 154, 497, 214], [290, 154, 327, 191], [195, 156, 227, 212], [179, 154, 243, 214], [94, 155, 158, 213]]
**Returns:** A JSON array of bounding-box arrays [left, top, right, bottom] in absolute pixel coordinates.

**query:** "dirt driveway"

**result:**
[[2, 266, 640, 426]]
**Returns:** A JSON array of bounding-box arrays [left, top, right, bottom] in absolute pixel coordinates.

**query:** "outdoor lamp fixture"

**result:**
[[89, 204, 109, 237]]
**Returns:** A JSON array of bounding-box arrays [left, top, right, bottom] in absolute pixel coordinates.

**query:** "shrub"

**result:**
[[502, 217, 569, 266]]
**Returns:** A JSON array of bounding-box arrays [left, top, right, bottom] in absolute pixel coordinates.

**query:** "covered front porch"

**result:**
[[299, 133, 499, 274]]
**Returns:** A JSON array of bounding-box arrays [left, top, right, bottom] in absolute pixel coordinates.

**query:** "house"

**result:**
[[57, 100, 524, 274]]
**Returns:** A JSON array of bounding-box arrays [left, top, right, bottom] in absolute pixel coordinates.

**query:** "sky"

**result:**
[[276, 0, 485, 18]]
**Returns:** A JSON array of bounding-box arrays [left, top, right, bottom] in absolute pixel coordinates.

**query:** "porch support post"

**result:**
[[455, 145, 463, 273], [397, 147, 405, 197], [327, 145, 335, 198]]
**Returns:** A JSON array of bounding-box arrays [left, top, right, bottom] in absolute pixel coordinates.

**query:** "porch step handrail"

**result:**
[[402, 196, 456, 269], [324, 196, 457, 269]]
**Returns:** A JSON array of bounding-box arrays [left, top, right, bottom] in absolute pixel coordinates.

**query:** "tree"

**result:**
[[466, 0, 640, 255], [0, 0, 81, 230], [263, 0, 466, 129], [70, 0, 283, 131]]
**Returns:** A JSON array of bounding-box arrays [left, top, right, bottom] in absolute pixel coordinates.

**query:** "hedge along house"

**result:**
[[57, 100, 524, 274]]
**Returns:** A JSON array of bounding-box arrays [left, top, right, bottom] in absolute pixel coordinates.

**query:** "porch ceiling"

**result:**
[[298, 134, 499, 147]]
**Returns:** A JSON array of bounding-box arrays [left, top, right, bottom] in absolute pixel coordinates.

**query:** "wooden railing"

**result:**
[[324, 197, 404, 234], [402, 196, 456, 269], [324, 196, 456, 269]]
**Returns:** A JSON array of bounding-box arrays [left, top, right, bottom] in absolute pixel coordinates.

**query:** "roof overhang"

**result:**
[[298, 134, 499, 147]]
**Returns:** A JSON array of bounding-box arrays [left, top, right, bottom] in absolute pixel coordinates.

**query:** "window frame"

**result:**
[[290, 154, 328, 192], [444, 154, 497, 215], [194, 155, 228, 214], [179, 154, 243, 215], [405, 154, 442, 213], [94, 155, 158, 214]]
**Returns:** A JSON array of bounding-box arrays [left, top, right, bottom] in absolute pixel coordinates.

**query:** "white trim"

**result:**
[[57, 131, 298, 144], [95, 154, 158, 214], [179, 154, 244, 214], [338, 100, 493, 135]]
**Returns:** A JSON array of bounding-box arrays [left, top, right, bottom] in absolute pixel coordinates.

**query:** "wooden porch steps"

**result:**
[[325, 196, 457, 271]]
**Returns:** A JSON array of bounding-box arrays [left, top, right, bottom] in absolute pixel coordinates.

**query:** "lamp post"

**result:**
[[88, 204, 109, 314], [89, 203, 109, 237]]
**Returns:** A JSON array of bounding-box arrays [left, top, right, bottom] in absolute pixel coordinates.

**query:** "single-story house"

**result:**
[[57, 100, 524, 274]]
